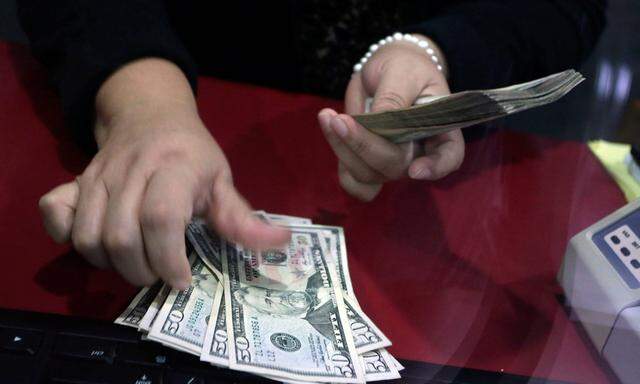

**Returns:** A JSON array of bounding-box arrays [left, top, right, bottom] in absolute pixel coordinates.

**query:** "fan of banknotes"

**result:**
[[115, 212, 401, 383], [355, 69, 584, 143]]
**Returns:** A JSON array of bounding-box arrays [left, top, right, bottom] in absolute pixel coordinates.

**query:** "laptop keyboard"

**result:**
[[0, 308, 572, 384]]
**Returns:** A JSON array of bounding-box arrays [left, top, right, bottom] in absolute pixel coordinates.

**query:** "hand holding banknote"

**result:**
[[318, 34, 465, 201], [37, 58, 290, 290]]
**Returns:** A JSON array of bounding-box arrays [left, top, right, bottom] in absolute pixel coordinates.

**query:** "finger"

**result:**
[[208, 175, 290, 250], [139, 170, 192, 290], [318, 109, 387, 184], [338, 163, 382, 202], [39, 181, 79, 243], [344, 73, 368, 115], [408, 129, 465, 180], [103, 169, 158, 287], [330, 114, 410, 179], [369, 62, 425, 113], [70, 175, 110, 269]]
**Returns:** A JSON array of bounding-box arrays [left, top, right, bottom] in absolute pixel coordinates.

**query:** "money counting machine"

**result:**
[[559, 198, 640, 383]]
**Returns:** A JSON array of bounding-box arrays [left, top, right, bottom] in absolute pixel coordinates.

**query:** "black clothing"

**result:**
[[17, 0, 606, 139]]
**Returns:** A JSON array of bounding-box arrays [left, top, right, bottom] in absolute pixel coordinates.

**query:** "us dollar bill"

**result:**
[[200, 284, 229, 366], [194, 218, 389, 354], [261, 222, 355, 299], [138, 284, 171, 332], [265, 213, 312, 225], [316, 226, 355, 298], [147, 253, 220, 355], [115, 282, 163, 328], [387, 353, 404, 371], [356, 69, 584, 143], [196, 232, 389, 361], [188, 215, 310, 280], [267, 348, 399, 383], [359, 349, 401, 381], [318, 232, 391, 353], [186, 219, 223, 279], [222, 229, 365, 383], [343, 296, 391, 353]]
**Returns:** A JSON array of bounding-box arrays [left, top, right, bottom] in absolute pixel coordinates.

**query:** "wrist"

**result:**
[[409, 34, 448, 78], [94, 58, 198, 146], [354, 32, 449, 79]]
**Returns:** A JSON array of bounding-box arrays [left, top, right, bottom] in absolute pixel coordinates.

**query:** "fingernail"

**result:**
[[409, 167, 431, 179], [332, 118, 349, 138], [174, 278, 191, 291]]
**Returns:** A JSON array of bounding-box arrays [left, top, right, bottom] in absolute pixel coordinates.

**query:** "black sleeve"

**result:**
[[404, 0, 606, 92], [17, 0, 198, 148]]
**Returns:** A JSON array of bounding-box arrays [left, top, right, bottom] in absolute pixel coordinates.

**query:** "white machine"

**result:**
[[559, 198, 640, 383]]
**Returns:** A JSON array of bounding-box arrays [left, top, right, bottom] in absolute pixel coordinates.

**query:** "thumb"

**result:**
[[39, 181, 79, 243], [369, 62, 426, 113]]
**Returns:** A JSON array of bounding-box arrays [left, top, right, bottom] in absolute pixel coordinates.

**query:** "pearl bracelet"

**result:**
[[353, 32, 443, 73]]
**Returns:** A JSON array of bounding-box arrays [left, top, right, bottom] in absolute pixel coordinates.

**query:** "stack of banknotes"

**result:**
[[115, 212, 401, 383], [355, 69, 584, 143]]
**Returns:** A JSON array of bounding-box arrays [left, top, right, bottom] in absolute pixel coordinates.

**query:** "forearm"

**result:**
[[17, 0, 198, 147]]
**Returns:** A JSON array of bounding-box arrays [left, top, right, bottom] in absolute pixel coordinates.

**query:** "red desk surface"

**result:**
[[0, 42, 626, 383]]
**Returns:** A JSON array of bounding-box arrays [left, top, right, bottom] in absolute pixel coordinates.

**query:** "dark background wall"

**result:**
[[0, 0, 26, 43], [1, 0, 638, 142]]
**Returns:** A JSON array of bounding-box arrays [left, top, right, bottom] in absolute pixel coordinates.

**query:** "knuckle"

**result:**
[[38, 193, 58, 213], [75, 174, 92, 189], [338, 172, 354, 192], [350, 136, 371, 156], [72, 231, 100, 255], [372, 91, 407, 112], [140, 140, 190, 164], [353, 168, 382, 184], [338, 172, 378, 202], [103, 229, 137, 255], [78, 162, 103, 185], [140, 203, 182, 229]]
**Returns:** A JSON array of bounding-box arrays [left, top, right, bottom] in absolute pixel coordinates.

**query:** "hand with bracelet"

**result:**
[[319, 33, 465, 201]]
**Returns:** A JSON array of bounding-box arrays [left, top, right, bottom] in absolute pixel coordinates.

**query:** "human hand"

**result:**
[[38, 59, 290, 289], [319, 35, 464, 201]]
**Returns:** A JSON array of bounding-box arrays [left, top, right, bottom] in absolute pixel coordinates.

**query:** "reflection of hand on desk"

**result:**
[[0, 41, 625, 383]]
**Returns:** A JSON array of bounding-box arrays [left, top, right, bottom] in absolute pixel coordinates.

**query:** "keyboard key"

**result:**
[[611, 235, 621, 244], [49, 379, 106, 384], [621, 247, 631, 256], [46, 359, 112, 384], [0, 327, 43, 355], [0, 354, 36, 384], [117, 342, 169, 366], [167, 372, 205, 384], [169, 349, 205, 368], [631, 259, 640, 269], [53, 335, 117, 364], [115, 365, 162, 384]]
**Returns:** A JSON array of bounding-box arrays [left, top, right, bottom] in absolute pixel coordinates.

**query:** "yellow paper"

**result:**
[[588, 140, 640, 202]]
